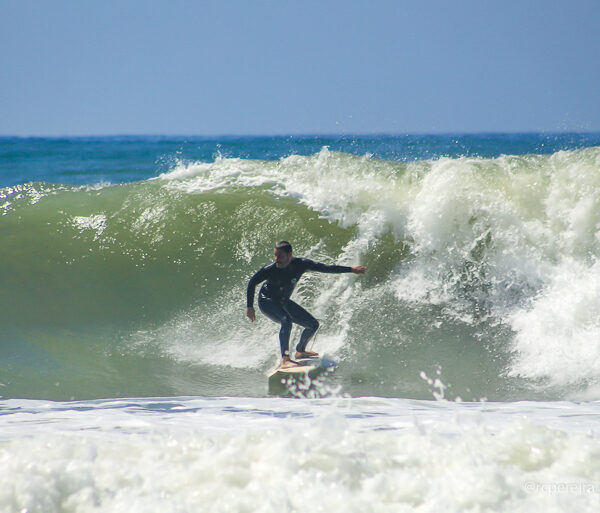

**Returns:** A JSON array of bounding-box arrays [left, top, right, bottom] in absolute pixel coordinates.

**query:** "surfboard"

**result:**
[[268, 355, 337, 395]]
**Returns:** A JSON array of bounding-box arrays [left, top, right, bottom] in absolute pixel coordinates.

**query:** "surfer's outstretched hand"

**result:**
[[246, 307, 256, 322], [351, 265, 367, 274]]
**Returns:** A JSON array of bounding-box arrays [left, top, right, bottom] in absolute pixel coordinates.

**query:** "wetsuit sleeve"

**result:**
[[246, 267, 268, 307], [303, 259, 353, 274]]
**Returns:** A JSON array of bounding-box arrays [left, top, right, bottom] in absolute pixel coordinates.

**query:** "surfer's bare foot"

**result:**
[[295, 350, 319, 359], [281, 356, 301, 369]]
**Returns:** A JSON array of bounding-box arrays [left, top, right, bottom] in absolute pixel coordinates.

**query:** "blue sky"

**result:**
[[2, 0, 599, 136]]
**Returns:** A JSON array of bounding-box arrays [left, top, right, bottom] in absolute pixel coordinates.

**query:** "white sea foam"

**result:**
[[508, 258, 600, 386], [1, 397, 600, 513], [72, 214, 108, 240]]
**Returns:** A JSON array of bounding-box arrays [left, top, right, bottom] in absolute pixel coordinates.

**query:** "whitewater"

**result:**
[[1, 134, 600, 512]]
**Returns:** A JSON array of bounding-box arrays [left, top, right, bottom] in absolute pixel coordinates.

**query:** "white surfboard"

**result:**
[[268, 355, 337, 395]]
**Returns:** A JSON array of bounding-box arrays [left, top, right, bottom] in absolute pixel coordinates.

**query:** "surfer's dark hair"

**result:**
[[275, 241, 292, 253]]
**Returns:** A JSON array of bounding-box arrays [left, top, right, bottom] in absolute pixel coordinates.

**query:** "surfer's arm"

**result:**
[[303, 259, 365, 274], [246, 267, 268, 308]]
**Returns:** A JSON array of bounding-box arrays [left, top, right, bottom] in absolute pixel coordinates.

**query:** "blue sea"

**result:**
[[2, 133, 600, 512]]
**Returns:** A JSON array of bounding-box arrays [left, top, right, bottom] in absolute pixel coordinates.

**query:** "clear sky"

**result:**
[[2, 0, 599, 136]]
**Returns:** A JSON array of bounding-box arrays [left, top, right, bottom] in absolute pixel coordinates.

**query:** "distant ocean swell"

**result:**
[[2, 146, 600, 400]]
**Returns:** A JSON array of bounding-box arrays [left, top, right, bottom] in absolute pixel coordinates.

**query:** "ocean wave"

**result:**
[[2, 146, 600, 399]]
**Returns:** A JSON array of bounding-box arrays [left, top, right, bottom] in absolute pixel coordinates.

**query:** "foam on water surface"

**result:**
[[1, 396, 600, 513]]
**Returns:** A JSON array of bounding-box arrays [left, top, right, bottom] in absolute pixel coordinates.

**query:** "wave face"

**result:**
[[2, 145, 600, 400]]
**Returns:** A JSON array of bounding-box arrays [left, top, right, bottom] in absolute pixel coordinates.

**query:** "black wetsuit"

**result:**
[[247, 257, 353, 356]]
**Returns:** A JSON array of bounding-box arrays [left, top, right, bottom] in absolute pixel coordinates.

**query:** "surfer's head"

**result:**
[[274, 241, 292, 268]]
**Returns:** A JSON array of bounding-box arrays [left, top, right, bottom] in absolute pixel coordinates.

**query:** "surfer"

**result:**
[[246, 241, 366, 369]]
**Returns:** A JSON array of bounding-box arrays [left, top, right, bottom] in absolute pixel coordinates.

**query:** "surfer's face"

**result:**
[[274, 248, 292, 268]]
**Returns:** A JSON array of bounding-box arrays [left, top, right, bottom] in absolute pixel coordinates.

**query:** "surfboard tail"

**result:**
[[267, 355, 337, 396]]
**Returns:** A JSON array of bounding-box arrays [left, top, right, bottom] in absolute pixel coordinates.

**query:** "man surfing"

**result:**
[[246, 241, 366, 368]]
